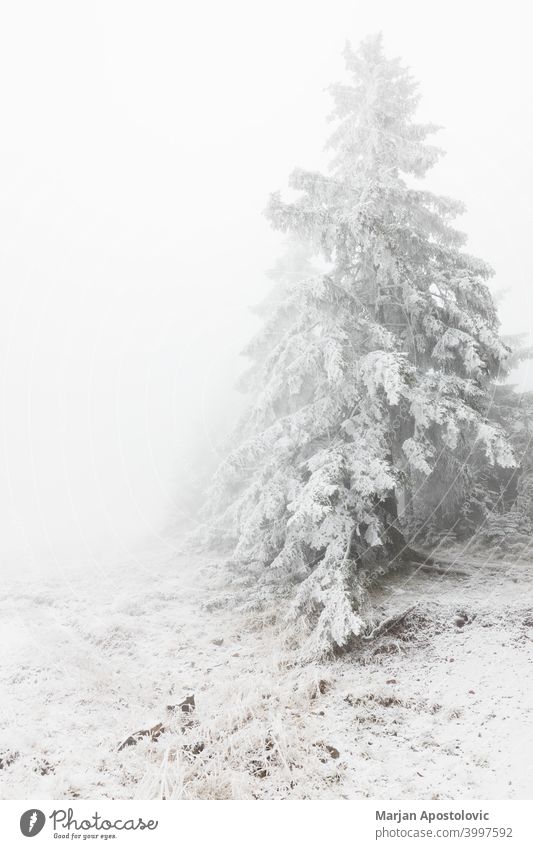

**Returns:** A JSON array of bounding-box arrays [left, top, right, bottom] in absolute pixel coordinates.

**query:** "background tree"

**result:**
[[407, 335, 533, 550], [465, 385, 533, 557], [200, 34, 514, 654]]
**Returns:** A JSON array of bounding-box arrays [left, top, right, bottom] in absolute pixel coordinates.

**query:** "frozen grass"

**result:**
[[1, 544, 532, 799]]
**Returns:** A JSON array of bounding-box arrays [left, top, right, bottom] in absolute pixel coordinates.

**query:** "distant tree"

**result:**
[[407, 337, 533, 549], [466, 385, 533, 557], [200, 35, 514, 654]]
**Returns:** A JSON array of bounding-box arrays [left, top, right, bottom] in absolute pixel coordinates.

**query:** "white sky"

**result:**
[[1, 0, 532, 564]]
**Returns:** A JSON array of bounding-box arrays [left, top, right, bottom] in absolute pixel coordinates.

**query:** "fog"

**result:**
[[1, 0, 532, 566]]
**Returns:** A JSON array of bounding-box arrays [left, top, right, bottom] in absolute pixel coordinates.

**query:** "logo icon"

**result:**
[[20, 810, 46, 837]]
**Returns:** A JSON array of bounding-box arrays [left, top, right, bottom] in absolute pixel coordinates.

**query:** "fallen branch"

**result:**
[[118, 722, 165, 752], [117, 695, 195, 753], [361, 604, 417, 641], [417, 562, 468, 578]]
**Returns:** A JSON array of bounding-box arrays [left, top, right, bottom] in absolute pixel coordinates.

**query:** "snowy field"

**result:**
[[1, 544, 532, 800]]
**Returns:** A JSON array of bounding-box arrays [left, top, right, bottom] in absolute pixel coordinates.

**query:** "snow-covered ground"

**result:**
[[1, 543, 532, 799]]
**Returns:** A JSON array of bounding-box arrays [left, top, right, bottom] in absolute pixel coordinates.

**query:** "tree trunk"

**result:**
[[356, 493, 434, 570]]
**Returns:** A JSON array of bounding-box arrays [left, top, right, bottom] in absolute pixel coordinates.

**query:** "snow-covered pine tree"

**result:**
[[200, 34, 514, 654]]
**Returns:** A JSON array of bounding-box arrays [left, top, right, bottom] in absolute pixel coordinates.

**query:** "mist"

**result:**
[[1, 0, 532, 566]]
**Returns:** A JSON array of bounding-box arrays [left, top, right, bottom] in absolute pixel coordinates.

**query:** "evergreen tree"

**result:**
[[201, 35, 514, 654]]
